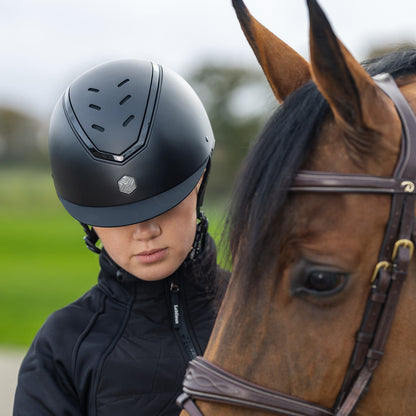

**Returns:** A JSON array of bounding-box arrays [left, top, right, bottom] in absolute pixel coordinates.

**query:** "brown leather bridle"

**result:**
[[177, 73, 416, 416]]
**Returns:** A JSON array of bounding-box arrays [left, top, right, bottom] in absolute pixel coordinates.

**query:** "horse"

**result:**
[[178, 0, 416, 415]]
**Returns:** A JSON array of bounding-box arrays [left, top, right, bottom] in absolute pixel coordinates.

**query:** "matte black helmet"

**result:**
[[49, 59, 215, 227]]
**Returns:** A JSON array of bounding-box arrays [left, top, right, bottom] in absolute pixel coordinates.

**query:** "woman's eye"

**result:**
[[294, 270, 348, 297]]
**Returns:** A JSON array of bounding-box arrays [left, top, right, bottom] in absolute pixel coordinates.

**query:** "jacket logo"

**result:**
[[174, 305, 180, 326]]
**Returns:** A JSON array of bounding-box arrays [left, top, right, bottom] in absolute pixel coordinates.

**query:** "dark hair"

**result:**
[[226, 48, 416, 279]]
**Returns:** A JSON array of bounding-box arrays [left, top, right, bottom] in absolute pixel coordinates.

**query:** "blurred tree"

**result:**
[[188, 64, 277, 202], [0, 107, 47, 166]]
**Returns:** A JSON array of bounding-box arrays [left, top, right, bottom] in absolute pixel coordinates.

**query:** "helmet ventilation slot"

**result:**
[[91, 124, 105, 132], [119, 95, 131, 105], [122, 115, 135, 127], [117, 78, 130, 87]]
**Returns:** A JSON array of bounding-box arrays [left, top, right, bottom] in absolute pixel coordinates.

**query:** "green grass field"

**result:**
[[0, 167, 227, 347]]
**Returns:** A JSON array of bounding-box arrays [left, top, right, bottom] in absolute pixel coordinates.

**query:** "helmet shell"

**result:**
[[49, 59, 214, 226]]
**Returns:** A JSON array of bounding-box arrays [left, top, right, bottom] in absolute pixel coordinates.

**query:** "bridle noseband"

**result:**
[[177, 73, 416, 416]]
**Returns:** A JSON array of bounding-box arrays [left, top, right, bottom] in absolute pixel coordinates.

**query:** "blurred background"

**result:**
[[1, 0, 416, 413]]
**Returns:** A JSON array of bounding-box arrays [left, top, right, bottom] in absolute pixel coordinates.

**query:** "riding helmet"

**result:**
[[49, 59, 215, 227]]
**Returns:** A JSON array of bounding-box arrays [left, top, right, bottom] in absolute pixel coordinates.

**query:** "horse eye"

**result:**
[[294, 270, 348, 297]]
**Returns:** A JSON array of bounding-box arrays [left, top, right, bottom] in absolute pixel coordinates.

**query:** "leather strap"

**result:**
[[177, 392, 205, 416], [291, 172, 416, 195], [335, 243, 412, 415], [179, 357, 332, 416]]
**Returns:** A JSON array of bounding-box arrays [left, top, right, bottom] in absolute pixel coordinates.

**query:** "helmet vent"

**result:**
[[117, 79, 130, 87], [89, 104, 101, 111], [122, 115, 135, 127], [92, 124, 105, 132], [119, 95, 131, 105], [63, 62, 163, 164]]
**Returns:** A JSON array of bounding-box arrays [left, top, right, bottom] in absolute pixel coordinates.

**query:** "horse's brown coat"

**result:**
[[181, 1, 416, 414]]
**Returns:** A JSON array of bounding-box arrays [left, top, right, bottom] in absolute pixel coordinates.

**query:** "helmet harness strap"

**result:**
[[189, 210, 209, 261], [80, 222, 102, 254], [188, 158, 211, 260]]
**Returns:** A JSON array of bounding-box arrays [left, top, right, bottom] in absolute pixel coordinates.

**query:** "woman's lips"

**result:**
[[135, 248, 168, 264]]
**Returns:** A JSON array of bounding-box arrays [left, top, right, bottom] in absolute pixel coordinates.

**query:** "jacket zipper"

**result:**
[[170, 281, 198, 360]]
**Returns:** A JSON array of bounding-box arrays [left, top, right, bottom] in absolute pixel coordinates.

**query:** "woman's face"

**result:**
[[94, 183, 201, 281]]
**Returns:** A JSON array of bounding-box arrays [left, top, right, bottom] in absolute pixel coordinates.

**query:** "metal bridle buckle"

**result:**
[[370, 240, 414, 283], [391, 239, 414, 262], [370, 261, 391, 283]]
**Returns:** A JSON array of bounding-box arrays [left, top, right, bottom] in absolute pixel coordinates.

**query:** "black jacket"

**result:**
[[14, 236, 227, 415]]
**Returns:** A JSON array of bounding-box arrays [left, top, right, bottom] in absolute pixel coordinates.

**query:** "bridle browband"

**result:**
[[177, 73, 416, 416]]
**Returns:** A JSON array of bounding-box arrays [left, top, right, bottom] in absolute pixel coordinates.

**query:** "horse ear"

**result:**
[[306, 0, 397, 134], [232, 0, 311, 103]]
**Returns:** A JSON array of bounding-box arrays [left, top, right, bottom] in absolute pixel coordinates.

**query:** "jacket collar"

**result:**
[[96, 234, 219, 305]]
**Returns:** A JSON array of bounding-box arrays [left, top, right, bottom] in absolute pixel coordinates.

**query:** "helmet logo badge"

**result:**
[[118, 175, 137, 194]]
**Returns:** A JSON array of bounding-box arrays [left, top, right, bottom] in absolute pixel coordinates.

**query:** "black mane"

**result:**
[[226, 48, 416, 277]]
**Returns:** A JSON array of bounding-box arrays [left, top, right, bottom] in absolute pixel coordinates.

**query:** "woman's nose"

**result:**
[[132, 220, 161, 241]]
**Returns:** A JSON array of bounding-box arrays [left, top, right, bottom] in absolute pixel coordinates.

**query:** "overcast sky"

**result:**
[[1, 0, 416, 120]]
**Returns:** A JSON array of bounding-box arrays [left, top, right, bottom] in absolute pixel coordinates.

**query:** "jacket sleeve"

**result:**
[[13, 317, 82, 415]]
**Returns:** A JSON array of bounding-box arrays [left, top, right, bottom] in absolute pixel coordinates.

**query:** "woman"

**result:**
[[13, 59, 228, 415]]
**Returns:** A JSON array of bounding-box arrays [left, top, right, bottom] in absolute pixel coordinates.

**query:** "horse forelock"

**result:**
[[227, 81, 328, 277], [226, 48, 416, 282]]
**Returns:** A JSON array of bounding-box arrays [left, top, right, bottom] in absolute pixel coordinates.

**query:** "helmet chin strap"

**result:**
[[188, 158, 211, 261], [80, 222, 102, 254], [188, 210, 209, 261]]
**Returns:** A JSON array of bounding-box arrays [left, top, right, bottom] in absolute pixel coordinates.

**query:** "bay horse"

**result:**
[[178, 0, 416, 415]]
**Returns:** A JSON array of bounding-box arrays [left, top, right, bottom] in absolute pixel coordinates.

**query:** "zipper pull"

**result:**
[[170, 282, 181, 329]]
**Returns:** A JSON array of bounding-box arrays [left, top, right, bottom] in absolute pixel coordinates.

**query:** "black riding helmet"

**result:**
[[49, 59, 215, 229]]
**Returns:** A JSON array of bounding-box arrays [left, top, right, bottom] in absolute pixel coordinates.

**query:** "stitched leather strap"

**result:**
[[291, 172, 416, 194], [180, 357, 333, 416], [177, 392, 205, 416]]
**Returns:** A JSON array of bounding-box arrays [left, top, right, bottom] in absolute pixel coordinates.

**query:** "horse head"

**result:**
[[179, 0, 416, 415]]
